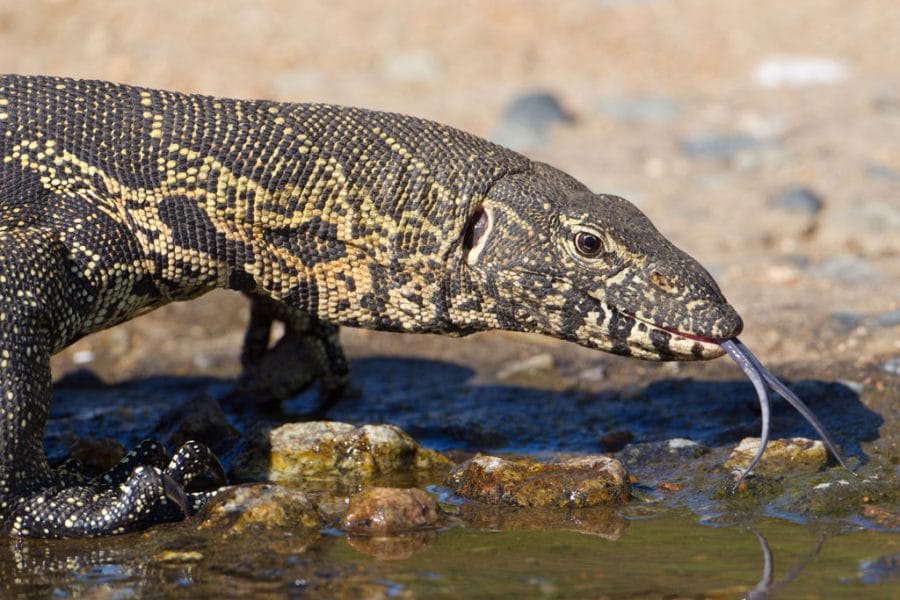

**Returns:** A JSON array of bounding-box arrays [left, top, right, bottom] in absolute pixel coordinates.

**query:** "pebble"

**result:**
[[340, 487, 442, 533], [808, 255, 880, 284], [492, 91, 573, 151], [195, 484, 322, 537], [229, 421, 452, 482], [725, 437, 828, 475], [595, 95, 680, 124], [882, 358, 900, 376], [447, 454, 630, 507], [819, 202, 900, 255], [865, 163, 900, 182], [768, 186, 824, 216], [678, 134, 764, 161], [870, 309, 900, 329], [858, 553, 900, 585], [753, 56, 849, 88], [380, 49, 443, 83]]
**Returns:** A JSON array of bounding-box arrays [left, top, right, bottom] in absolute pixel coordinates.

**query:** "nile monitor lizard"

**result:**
[[0, 75, 846, 538]]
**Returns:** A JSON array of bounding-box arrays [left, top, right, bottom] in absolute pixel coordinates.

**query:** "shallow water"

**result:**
[[8, 351, 898, 598], [2, 508, 895, 598]]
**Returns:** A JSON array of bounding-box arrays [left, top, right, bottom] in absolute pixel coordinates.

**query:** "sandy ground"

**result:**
[[0, 0, 893, 413]]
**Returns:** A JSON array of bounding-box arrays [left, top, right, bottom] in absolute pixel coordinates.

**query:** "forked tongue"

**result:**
[[719, 338, 851, 489]]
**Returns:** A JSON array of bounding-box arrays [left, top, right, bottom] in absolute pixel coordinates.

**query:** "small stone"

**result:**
[[68, 437, 126, 476], [447, 454, 630, 507], [768, 186, 823, 216], [598, 429, 633, 452], [380, 49, 442, 83], [753, 56, 849, 88], [808, 255, 880, 284], [492, 91, 573, 151], [861, 505, 900, 529], [229, 421, 451, 482], [870, 309, 900, 329], [678, 134, 764, 160], [865, 163, 900, 181], [340, 487, 441, 533], [153, 550, 204, 563], [725, 437, 828, 475], [196, 483, 322, 536], [154, 394, 240, 456], [596, 95, 680, 124], [495, 353, 556, 381], [858, 553, 900, 585], [829, 310, 865, 332], [881, 357, 900, 376]]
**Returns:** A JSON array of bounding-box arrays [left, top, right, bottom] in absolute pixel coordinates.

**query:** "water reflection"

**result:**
[[742, 529, 826, 599]]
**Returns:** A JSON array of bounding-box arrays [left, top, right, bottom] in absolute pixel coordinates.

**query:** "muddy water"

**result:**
[[10, 345, 897, 599]]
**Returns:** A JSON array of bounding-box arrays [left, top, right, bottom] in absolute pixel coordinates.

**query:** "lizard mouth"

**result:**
[[621, 312, 725, 359]]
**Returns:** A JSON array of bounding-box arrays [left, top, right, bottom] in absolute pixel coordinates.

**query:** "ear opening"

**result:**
[[464, 206, 493, 266]]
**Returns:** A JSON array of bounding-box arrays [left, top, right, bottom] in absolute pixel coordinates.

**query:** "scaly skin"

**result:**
[[0, 75, 742, 537]]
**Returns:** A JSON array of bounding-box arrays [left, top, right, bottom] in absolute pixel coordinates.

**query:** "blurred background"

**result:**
[[0, 0, 895, 381]]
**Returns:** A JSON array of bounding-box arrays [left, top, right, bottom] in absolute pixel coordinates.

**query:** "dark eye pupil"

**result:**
[[575, 232, 603, 256]]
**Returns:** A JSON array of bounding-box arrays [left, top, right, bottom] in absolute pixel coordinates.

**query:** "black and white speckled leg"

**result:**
[[8, 439, 227, 538]]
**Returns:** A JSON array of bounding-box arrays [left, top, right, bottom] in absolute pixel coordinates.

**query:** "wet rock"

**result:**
[[678, 134, 764, 161], [725, 437, 828, 475], [858, 553, 900, 585], [67, 436, 126, 476], [753, 56, 849, 88], [230, 421, 452, 483], [768, 186, 824, 216], [459, 503, 628, 540], [619, 438, 709, 470], [798, 475, 898, 516], [861, 505, 900, 529], [492, 91, 573, 151], [340, 487, 442, 533], [596, 95, 680, 124], [54, 368, 107, 389], [154, 394, 240, 456], [447, 454, 630, 507], [598, 429, 634, 452], [196, 483, 322, 537]]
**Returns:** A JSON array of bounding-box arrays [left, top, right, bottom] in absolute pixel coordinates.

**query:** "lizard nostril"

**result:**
[[650, 270, 678, 293]]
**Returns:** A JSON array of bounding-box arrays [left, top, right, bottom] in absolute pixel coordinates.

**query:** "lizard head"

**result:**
[[457, 163, 743, 360]]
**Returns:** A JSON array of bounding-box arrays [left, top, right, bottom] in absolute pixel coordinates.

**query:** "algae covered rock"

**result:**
[[726, 437, 828, 475], [447, 454, 630, 507], [196, 483, 322, 537], [230, 421, 452, 482]]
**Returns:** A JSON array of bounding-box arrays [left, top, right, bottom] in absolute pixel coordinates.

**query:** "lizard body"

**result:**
[[0, 75, 743, 537]]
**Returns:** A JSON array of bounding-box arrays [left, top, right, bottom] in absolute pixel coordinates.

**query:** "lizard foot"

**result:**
[[9, 440, 226, 538]]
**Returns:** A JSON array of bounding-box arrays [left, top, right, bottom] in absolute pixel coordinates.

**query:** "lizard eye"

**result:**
[[574, 231, 604, 257]]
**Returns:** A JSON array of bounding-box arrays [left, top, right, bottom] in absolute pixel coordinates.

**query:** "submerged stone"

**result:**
[[447, 454, 630, 507], [154, 394, 240, 456], [340, 487, 442, 533], [196, 483, 322, 537], [230, 421, 452, 482], [725, 437, 828, 475]]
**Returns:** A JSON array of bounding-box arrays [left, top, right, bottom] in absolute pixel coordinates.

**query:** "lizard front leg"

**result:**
[[0, 238, 224, 538]]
